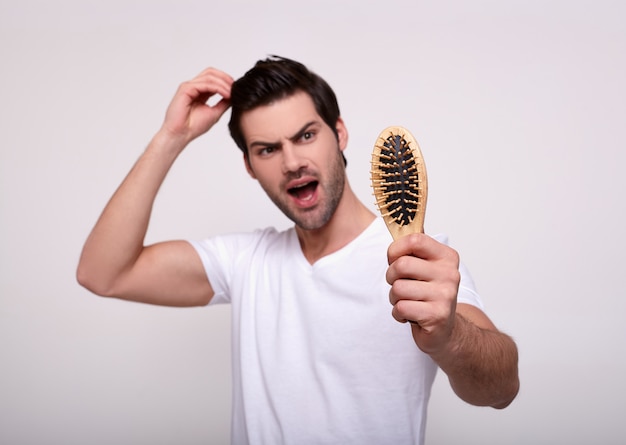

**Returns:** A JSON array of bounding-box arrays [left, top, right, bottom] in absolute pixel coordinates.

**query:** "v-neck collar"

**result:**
[[290, 218, 382, 270]]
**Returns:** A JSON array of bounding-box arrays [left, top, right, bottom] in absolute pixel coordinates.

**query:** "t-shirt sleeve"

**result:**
[[457, 261, 484, 310], [187, 229, 275, 305], [187, 237, 231, 305], [431, 233, 485, 310]]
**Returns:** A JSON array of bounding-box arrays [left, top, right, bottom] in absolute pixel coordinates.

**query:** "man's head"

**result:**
[[228, 57, 350, 231], [228, 56, 345, 165]]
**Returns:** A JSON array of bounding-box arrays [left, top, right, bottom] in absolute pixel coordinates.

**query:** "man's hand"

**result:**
[[160, 67, 234, 147], [386, 233, 461, 355], [386, 233, 520, 408]]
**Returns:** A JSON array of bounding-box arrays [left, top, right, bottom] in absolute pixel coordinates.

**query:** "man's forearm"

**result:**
[[429, 311, 520, 409]]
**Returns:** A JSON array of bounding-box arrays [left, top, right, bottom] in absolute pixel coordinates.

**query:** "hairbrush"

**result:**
[[370, 126, 428, 240]]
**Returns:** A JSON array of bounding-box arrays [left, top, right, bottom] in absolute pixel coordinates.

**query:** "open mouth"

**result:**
[[288, 181, 319, 202]]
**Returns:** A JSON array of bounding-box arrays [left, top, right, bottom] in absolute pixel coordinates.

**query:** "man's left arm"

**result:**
[[432, 303, 519, 408], [387, 234, 519, 409]]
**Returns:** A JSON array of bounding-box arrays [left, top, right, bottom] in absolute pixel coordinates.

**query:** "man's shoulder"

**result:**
[[194, 225, 296, 256]]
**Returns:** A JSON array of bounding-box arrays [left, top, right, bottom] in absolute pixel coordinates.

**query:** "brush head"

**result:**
[[370, 126, 428, 240]]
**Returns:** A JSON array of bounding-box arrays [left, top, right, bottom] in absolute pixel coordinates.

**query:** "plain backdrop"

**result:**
[[1, 0, 625, 444]]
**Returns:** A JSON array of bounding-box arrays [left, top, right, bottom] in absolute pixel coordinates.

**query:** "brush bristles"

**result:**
[[370, 127, 428, 237]]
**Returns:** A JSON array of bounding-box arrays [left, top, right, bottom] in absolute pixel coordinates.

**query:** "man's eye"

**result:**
[[301, 131, 314, 141], [260, 146, 275, 155]]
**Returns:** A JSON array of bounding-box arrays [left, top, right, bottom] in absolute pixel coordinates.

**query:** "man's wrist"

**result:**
[[148, 129, 189, 160]]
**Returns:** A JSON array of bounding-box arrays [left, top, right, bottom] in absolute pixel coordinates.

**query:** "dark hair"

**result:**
[[228, 56, 343, 162]]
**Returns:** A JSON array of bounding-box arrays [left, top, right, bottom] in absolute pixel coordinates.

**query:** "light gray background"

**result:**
[[1, 0, 625, 444]]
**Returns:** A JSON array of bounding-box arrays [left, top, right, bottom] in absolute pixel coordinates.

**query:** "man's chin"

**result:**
[[292, 210, 334, 232]]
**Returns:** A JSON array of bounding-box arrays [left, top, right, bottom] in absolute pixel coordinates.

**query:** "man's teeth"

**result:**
[[289, 181, 317, 200]]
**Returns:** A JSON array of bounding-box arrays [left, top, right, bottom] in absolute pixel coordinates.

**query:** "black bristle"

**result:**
[[375, 135, 421, 226]]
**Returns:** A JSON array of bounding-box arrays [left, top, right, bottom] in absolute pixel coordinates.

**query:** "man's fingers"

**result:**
[[386, 255, 432, 285], [391, 299, 440, 327], [179, 78, 231, 104], [175, 68, 234, 106], [387, 233, 460, 268], [387, 233, 434, 264], [195, 68, 234, 98], [197, 66, 235, 83], [209, 97, 231, 116]]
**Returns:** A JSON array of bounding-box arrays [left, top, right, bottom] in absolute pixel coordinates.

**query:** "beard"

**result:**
[[264, 148, 346, 231]]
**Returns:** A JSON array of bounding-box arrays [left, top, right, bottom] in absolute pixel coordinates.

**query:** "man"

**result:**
[[77, 56, 519, 444]]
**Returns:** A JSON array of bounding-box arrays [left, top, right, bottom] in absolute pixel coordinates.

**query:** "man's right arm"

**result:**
[[76, 68, 234, 307]]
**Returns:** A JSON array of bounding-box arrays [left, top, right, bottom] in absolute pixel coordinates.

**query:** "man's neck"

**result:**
[[295, 183, 376, 265]]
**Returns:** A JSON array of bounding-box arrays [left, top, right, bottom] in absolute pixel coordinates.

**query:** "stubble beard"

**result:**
[[267, 149, 346, 231]]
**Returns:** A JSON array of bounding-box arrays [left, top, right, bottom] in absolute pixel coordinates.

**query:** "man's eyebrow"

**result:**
[[248, 138, 278, 150], [289, 121, 319, 142], [248, 121, 319, 150]]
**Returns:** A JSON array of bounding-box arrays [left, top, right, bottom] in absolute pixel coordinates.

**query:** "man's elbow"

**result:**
[[76, 263, 116, 298], [490, 373, 520, 409]]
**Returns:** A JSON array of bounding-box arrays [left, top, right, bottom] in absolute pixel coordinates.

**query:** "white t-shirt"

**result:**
[[190, 217, 483, 445]]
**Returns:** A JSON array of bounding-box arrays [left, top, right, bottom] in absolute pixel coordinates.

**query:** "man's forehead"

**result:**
[[240, 91, 322, 143]]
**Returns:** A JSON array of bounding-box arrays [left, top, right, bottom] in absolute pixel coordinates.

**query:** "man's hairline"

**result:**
[[236, 89, 340, 155]]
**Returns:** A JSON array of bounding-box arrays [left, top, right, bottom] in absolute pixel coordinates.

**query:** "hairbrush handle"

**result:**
[[370, 126, 428, 240]]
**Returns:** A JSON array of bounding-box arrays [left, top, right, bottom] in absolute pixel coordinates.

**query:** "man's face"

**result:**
[[241, 91, 348, 230]]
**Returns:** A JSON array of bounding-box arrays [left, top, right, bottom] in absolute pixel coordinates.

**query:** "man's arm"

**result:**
[[386, 234, 520, 408], [436, 303, 519, 408], [76, 67, 234, 306]]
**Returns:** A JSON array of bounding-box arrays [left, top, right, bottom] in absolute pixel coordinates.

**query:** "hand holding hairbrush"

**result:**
[[370, 126, 428, 240]]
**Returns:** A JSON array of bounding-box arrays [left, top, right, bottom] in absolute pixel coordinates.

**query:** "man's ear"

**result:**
[[244, 153, 257, 179], [335, 117, 349, 151]]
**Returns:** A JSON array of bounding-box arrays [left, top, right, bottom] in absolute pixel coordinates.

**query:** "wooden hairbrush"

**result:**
[[371, 126, 428, 240]]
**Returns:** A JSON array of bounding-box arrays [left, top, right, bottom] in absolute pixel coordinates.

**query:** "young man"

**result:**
[[77, 56, 519, 444]]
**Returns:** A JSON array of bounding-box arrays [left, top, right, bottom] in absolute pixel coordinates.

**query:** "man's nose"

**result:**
[[281, 143, 308, 173]]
